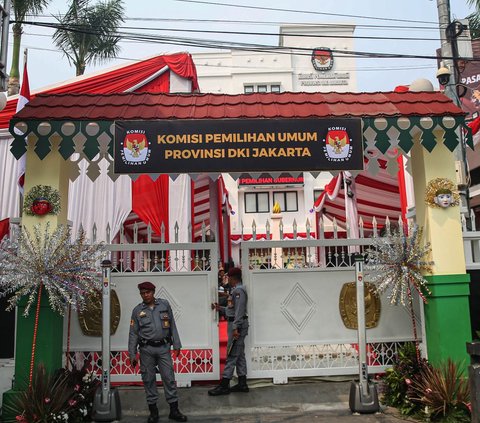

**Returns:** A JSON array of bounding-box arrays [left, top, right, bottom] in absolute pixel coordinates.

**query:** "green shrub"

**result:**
[[381, 342, 430, 416], [4, 363, 100, 423], [408, 359, 470, 422]]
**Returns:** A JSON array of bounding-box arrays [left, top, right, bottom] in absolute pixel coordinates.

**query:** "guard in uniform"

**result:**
[[208, 267, 249, 395], [128, 281, 187, 422]]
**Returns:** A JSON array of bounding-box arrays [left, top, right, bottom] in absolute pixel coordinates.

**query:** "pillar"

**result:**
[[2, 136, 69, 421], [410, 136, 471, 366]]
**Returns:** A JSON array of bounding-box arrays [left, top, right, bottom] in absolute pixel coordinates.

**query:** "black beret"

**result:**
[[227, 267, 242, 278], [138, 281, 156, 291]]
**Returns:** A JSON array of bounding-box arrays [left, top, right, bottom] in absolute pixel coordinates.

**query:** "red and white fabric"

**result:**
[[16, 62, 31, 194], [468, 115, 480, 146], [312, 165, 402, 233]]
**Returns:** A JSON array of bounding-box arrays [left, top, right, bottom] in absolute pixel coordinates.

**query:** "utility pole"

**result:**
[[436, 0, 470, 223]]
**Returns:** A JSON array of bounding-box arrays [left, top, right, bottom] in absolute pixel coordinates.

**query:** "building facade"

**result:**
[[192, 24, 358, 264]]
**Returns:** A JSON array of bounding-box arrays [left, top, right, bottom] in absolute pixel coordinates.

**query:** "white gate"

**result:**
[[241, 236, 422, 384], [64, 235, 219, 386]]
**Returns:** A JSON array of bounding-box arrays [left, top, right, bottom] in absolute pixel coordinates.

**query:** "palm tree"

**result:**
[[468, 0, 480, 39], [9, 0, 50, 95], [53, 0, 124, 76]]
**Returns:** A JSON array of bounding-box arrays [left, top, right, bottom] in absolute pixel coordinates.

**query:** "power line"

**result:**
[[15, 40, 436, 72], [173, 0, 440, 25], [19, 19, 447, 42], [29, 14, 444, 32], [19, 19, 474, 63]]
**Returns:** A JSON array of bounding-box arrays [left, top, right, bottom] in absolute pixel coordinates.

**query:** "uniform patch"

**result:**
[[235, 293, 240, 298], [139, 311, 146, 317], [130, 319, 134, 326]]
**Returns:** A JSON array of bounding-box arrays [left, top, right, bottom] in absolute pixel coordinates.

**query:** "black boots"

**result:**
[[169, 401, 188, 422], [147, 404, 159, 423], [207, 377, 231, 396], [230, 375, 249, 393]]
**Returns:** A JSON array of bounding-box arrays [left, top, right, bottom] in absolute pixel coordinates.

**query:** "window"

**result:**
[[244, 84, 281, 93], [257, 85, 268, 93], [271, 84, 281, 93], [314, 189, 324, 202], [273, 191, 298, 212], [245, 192, 269, 213]]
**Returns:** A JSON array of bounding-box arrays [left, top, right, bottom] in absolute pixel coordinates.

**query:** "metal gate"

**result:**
[[64, 237, 219, 386], [240, 235, 422, 384]]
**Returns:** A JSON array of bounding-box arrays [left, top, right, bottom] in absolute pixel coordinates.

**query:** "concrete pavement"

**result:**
[[115, 378, 408, 422]]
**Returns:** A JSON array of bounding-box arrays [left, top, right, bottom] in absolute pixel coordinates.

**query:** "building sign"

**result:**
[[239, 174, 304, 186], [311, 48, 334, 71], [114, 118, 363, 174], [298, 72, 350, 87]]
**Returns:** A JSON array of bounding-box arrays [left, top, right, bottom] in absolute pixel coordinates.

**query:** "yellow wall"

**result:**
[[410, 135, 465, 275], [22, 136, 69, 231]]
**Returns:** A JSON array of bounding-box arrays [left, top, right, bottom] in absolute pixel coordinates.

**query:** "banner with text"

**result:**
[[114, 118, 363, 174]]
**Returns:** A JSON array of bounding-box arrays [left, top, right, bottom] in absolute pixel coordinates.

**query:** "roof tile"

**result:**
[[12, 91, 465, 123]]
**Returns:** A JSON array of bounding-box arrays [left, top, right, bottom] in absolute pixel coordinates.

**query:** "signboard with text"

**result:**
[[114, 118, 363, 174]]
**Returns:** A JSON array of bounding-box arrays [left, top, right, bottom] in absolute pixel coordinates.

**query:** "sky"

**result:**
[[7, 0, 477, 93]]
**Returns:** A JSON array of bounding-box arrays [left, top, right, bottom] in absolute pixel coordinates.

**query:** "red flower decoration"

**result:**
[[30, 198, 52, 216]]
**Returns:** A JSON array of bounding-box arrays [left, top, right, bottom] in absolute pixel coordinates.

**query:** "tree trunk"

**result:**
[[8, 24, 22, 96]]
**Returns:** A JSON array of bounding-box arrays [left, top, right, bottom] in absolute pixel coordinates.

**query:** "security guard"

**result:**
[[128, 281, 187, 422], [209, 267, 249, 395]]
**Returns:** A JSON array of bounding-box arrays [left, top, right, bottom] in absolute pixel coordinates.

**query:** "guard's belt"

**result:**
[[140, 337, 171, 347], [226, 316, 248, 322]]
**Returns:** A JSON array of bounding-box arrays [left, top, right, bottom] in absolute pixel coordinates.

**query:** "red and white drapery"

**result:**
[[312, 164, 403, 235], [191, 175, 233, 265]]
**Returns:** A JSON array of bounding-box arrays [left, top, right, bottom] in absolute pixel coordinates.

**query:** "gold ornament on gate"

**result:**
[[78, 289, 121, 336], [339, 281, 381, 329]]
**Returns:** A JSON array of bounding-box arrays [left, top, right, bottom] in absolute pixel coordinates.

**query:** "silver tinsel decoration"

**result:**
[[0, 223, 105, 316], [366, 224, 433, 306]]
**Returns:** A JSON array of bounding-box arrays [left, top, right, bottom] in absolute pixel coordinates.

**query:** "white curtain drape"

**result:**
[[0, 137, 20, 221], [68, 158, 132, 242]]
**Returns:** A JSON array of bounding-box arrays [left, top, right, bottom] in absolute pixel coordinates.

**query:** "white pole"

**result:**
[[354, 254, 368, 395], [101, 259, 112, 405]]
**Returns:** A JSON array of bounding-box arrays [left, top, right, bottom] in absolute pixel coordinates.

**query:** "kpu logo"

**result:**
[[120, 130, 151, 165], [323, 127, 353, 162]]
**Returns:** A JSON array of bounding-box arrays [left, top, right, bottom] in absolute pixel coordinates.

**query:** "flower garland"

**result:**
[[23, 185, 61, 216], [0, 223, 105, 316]]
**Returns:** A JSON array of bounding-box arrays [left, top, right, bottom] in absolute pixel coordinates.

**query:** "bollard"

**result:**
[[467, 341, 480, 423]]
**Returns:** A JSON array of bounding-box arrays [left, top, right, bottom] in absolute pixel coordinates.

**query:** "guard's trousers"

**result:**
[[139, 343, 178, 405], [223, 322, 248, 379]]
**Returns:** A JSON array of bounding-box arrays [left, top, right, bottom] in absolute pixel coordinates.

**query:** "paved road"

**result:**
[[117, 409, 411, 423]]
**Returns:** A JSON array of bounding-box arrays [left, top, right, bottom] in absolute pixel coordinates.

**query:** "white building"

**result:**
[[191, 24, 358, 265], [193, 23, 357, 94]]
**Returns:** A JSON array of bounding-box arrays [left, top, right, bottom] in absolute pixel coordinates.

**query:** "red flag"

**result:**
[[16, 62, 31, 194]]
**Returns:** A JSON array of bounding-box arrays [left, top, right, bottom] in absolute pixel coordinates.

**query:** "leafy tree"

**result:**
[[53, 0, 125, 76], [9, 0, 50, 95], [467, 0, 480, 39]]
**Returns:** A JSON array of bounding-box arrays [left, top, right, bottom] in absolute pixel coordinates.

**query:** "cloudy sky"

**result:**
[[9, 0, 476, 92]]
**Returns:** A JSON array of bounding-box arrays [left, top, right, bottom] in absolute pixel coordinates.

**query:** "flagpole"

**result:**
[[17, 48, 29, 217]]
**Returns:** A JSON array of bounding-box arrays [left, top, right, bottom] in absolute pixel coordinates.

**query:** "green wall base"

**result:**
[[424, 273, 471, 367], [1, 389, 23, 423], [13, 291, 64, 391]]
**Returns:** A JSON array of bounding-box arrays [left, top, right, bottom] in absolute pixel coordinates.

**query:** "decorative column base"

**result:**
[[424, 273, 471, 367]]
